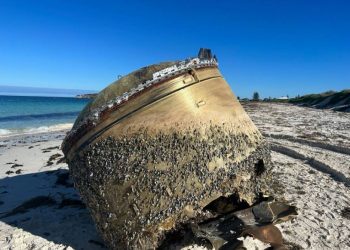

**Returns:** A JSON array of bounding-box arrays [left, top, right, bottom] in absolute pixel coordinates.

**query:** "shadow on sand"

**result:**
[[0, 169, 106, 249]]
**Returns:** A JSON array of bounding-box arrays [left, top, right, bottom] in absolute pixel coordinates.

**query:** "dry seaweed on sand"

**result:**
[[341, 207, 350, 220], [42, 146, 60, 152], [11, 163, 23, 168]]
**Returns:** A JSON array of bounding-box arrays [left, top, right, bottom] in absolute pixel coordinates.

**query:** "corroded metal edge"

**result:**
[[63, 66, 222, 158]]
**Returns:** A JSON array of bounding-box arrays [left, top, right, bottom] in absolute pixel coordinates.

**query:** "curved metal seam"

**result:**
[[69, 74, 221, 157]]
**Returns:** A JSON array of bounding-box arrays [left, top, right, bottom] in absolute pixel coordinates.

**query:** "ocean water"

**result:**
[[0, 95, 90, 136]]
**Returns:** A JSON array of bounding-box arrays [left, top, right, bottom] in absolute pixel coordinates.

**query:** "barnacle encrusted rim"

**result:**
[[62, 53, 218, 155]]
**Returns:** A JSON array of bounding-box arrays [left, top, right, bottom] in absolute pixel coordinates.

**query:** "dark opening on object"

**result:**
[[255, 159, 265, 176]]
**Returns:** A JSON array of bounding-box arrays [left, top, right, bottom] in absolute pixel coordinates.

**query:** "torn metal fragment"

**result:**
[[192, 200, 297, 249]]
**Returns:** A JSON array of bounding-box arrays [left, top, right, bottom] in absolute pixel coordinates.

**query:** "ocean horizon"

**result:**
[[0, 85, 97, 97], [0, 95, 91, 136]]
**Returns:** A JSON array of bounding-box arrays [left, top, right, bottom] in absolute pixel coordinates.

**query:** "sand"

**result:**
[[0, 102, 349, 249], [243, 102, 350, 249], [0, 129, 105, 250]]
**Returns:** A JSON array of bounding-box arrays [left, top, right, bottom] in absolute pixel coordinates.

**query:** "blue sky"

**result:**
[[0, 0, 349, 98]]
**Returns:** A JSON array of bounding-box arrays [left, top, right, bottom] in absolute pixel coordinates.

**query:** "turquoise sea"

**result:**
[[0, 95, 90, 136]]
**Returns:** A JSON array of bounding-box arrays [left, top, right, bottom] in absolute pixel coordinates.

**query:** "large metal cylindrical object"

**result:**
[[62, 55, 271, 249]]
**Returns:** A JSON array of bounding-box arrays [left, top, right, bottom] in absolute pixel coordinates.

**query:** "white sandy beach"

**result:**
[[0, 103, 349, 249], [0, 128, 106, 250], [244, 102, 350, 249]]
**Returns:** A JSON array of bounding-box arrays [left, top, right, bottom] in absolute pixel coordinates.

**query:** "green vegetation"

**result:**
[[289, 89, 350, 112], [252, 91, 260, 101], [239, 89, 350, 112], [262, 98, 289, 103], [289, 90, 349, 104]]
